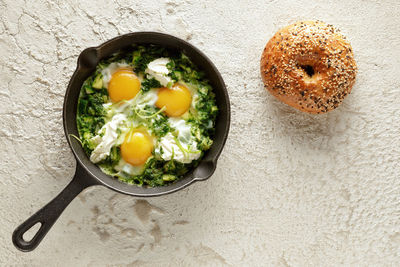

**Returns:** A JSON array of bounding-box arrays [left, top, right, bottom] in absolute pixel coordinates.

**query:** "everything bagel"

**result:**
[[260, 21, 357, 114]]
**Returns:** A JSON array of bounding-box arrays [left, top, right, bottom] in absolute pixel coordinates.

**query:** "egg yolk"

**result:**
[[121, 130, 153, 166], [156, 83, 191, 117], [108, 68, 140, 102]]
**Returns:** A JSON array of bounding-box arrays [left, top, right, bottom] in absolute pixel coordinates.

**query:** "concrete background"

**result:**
[[1, 0, 399, 266]]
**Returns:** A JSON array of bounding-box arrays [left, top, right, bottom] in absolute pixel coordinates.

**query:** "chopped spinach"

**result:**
[[141, 77, 162, 92]]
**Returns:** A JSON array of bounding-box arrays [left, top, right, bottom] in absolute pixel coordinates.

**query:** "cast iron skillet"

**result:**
[[12, 32, 230, 252]]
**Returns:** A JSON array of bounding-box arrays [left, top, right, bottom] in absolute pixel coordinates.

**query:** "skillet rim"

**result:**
[[63, 31, 230, 196]]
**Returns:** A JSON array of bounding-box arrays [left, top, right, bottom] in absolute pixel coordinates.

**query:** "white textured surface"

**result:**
[[1, 0, 400, 265]]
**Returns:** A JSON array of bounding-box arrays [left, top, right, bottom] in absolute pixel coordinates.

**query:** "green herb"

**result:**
[[149, 112, 170, 137], [141, 77, 162, 92], [92, 74, 103, 89], [162, 174, 176, 181]]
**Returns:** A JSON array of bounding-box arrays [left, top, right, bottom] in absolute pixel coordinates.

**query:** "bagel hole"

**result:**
[[301, 65, 315, 77]]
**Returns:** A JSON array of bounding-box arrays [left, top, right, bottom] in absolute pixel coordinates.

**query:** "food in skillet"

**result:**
[[260, 20, 357, 113], [76, 45, 218, 187]]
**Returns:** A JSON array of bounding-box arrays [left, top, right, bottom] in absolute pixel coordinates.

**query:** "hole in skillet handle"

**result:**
[[78, 47, 99, 69], [22, 222, 42, 242], [193, 160, 216, 181], [12, 221, 46, 252]]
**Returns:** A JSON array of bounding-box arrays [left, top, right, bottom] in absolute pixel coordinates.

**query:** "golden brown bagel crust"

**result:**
[[260, 20, 357, 114]]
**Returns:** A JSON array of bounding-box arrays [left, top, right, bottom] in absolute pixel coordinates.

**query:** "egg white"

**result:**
[[137, 88, 159, 108], [114, 158, 145, 176]]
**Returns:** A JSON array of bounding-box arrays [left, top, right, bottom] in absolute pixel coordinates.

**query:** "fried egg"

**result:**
[[101, 62, 141, 103], [112, 129, 155, 176], [101, 62, 130, 87], [108, 68, 140, 102], [156, 83, 192, 117], [121, 129, 154, 166]]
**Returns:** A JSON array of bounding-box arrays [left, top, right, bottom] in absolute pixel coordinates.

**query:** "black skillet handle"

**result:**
[[12, 163, 98, 252]]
